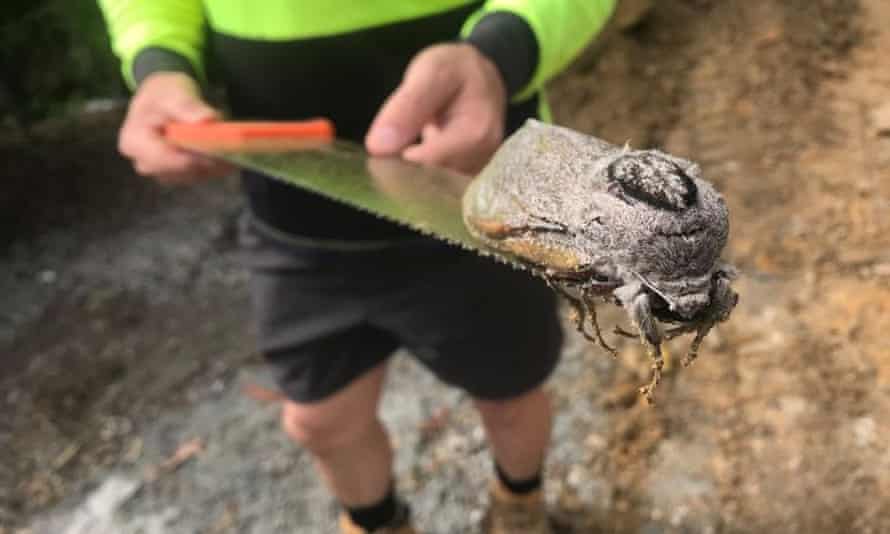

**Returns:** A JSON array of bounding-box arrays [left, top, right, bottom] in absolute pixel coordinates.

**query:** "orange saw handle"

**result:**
[[164, 118, 335, 144]]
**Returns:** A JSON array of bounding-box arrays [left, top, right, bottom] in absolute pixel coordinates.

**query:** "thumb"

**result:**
[[163, 94, 220, 123], [366, 53, 461, 155]]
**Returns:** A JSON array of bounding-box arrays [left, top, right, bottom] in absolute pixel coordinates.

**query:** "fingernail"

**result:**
[[179, 103, 215, 123], [369, 126, 404, 154], [188, 109, 216, 123]]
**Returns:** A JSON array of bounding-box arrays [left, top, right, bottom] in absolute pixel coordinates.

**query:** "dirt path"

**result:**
[[3, 0, 889, 533], [552, 0, 890, 531]]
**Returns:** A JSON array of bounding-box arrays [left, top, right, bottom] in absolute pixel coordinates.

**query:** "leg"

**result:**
[[475, 388, 555, 534], [625, 292, 664, 404], [581, 295, 619, 357], [547, 280, 617, 357], [474, 386, 552, 482], [375, 252, 563, 534], [639, 342, 664, 405], [238, 214, 410, 530], [680, 322, 712, 368], [281, 362, 392, 507]]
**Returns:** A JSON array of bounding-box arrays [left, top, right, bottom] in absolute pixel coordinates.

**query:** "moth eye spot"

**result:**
[[606, 152, 699, 211]]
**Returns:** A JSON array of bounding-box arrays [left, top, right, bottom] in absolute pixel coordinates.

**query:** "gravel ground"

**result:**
[[5, 0, 890, 532], [1, 133, 706, 533]]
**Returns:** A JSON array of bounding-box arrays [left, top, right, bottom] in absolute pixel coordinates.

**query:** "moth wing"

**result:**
[[463, 119, 615, 272], [463, 119, 615, 236]]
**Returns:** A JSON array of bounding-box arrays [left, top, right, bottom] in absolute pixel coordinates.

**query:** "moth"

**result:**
[[463, 120, 738, 403]]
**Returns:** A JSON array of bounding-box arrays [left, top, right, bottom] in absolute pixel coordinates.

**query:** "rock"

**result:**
[[84, 475, 142, 521], [871, 104, 890, 136], [31, 475, 143, 534], [584, 432, 607, 452], [37, 270, 57, 284], [873, 263, 890, 277], [779, 396, 808, 421], [133, 506, 181, 534], [852, 417, 876, 448], [566, 465, 586, 489]]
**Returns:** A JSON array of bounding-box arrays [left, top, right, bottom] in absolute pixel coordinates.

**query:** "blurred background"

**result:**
[[0, 0, 123, 123], [1, 1, 889, 533]]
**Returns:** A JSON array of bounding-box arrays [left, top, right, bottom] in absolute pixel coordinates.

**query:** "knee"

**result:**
[[280, 401, 374, 456], [475, 388, 550, 429]]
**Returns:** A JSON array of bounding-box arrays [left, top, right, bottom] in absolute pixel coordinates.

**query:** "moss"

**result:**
[[0, 0, 123, 123]]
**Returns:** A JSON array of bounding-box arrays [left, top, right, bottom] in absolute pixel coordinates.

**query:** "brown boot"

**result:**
[[483, 478, 553, 534], [338, 503, 416, 534]]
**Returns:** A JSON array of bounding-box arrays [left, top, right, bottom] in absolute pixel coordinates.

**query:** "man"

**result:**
[[98, 1, 615, 532]]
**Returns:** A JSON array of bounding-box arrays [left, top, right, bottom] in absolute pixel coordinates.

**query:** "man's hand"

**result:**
[[118, 72, 234, 184], [365, 43, 508, 176]]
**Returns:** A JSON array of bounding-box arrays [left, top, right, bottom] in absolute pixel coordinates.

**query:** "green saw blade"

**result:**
[[174, 136, 535, 274]]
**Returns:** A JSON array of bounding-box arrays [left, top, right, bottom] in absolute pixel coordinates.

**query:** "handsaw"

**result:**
[[165, 118, 532, 273]]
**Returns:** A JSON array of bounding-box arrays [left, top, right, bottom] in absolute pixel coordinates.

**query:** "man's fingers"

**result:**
[[132, 145, 195, 176], [366, 52, 461, 155], [137, 153, 233, 182], [145, 73, 219, 123], [159, 95, 221, 124], [366, 43, 507, 174], [118, 72, 233, 184], [402, 112, 502, 175], [124, 125, 233, 180], [129, 129, 216, 177], [120, 105, 230, 180]]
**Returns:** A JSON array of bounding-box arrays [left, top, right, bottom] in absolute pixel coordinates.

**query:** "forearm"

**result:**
[[462, 0, 617, 101]]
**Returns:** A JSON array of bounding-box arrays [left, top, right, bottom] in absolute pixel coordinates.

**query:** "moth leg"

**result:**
[[625, 292, 665, 404], [546, 279, 584, 329], [654, 318, 715, 368], [553, 284, 588, 335], [639, 341, 664, 405], [679, 271, 738, 367], [663, 323, 697, 340], [681, 320, 715, 368], [613, 326, 638, 339], [581, 295, 618, 358], [546, 281, 617, 357]]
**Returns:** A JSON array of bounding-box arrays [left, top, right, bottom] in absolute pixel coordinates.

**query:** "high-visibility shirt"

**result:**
[[97, 0, 615, 241], [100, 0, 614, 100]]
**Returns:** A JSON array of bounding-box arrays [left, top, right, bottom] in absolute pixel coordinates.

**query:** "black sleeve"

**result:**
[[132, 47, 199, 87], [463, 11, 540, 98]]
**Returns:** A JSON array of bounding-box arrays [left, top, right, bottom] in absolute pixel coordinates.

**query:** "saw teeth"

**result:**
[[223, 152, 534, 277]]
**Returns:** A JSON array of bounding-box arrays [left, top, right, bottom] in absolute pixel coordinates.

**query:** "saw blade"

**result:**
[[166, 123, 539, 276]]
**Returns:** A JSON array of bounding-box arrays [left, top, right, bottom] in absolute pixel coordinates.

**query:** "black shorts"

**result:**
[[239, 212, 563, 403]]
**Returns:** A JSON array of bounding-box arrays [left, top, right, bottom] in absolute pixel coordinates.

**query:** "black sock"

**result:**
[[346, 485, 399, 532], [495, 462, 542, 495]]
